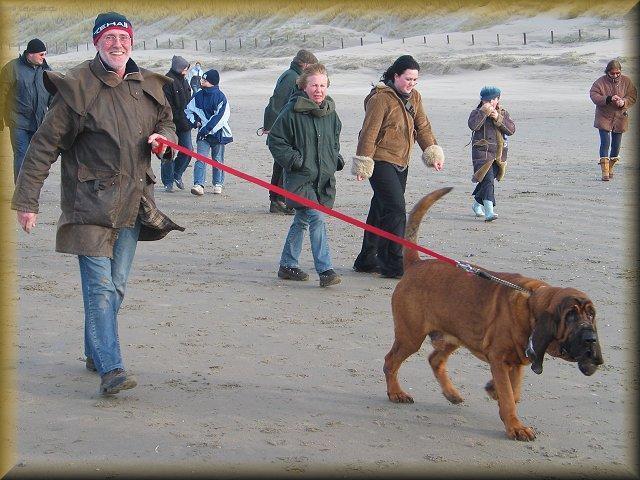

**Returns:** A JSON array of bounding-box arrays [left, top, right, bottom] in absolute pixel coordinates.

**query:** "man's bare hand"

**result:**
[[17, 211, 37, 233], [148, 133, 168, 156]]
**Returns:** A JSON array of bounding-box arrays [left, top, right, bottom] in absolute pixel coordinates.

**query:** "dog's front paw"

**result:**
[[443, 390, 464, 404], [387, 391, 414, 403], [506, 423, 536, 441]]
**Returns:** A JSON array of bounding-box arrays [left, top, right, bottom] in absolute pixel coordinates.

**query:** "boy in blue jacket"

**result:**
[[184, 69, 233, 195]]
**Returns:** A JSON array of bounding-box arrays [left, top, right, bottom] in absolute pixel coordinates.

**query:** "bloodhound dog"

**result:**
[[384, 188, 603, 441]]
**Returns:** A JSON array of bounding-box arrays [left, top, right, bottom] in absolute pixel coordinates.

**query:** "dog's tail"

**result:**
[[404, 187, 453, 268]]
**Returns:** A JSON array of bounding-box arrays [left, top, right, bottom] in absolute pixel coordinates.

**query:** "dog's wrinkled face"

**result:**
[[549, 296, 603, 375], [527, 289, 604, 375]]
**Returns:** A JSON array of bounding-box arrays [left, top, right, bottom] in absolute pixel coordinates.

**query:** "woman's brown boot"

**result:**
[[599, 157, 610, 181], [609, 156, 619, 179]]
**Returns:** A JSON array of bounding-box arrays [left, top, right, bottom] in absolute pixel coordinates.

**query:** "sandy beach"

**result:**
[[1, 9, 638, 478]]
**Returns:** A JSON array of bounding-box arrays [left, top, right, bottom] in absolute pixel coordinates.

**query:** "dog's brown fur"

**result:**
[[384, 188, 603, 441]]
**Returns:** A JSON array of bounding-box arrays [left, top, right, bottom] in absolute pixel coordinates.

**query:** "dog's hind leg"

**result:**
[[428, 342, 463, 404], [484, 379, 499, 401], [384, 336, 426, 403]]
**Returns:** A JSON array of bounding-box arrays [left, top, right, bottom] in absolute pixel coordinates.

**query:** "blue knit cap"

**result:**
[[480, 86, 501, 101], [202, 69, 219, 85]]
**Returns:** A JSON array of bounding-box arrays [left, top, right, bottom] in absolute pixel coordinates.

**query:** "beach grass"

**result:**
[[4, 0, 635, 24]]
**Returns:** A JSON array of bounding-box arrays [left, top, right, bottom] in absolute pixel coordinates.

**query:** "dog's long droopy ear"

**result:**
[[525, 312, 556, 374]]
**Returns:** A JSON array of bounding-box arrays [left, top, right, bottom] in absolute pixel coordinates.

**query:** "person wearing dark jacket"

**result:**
[[0, 38, 52, 182], [468, 86, 516, 222], [263, 49, 318, 215], [11, 12, 182, 396], [267, 63, 343, 288], [161, 55, 193, 192]]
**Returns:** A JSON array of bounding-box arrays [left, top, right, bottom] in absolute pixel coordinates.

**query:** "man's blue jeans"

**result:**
[[10, 127, 35, 183], [280, 208, 332, 274], [78, 219, 141, 376], [194, 138, 225, 186], [161, 129, 193, 187]]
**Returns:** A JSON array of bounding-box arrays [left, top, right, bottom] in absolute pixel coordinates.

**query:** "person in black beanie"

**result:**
[[0, 37, 51, 182], [185, 68, 233, 196]]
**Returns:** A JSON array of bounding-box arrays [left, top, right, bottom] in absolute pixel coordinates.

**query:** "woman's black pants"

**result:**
[[354, 161, 408, 276]]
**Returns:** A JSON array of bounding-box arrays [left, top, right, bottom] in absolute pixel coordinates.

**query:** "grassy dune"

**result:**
[[2, 0, 635, 45]]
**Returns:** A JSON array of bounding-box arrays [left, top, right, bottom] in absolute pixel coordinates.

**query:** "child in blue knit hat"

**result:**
[[468, 86, 516, 222]]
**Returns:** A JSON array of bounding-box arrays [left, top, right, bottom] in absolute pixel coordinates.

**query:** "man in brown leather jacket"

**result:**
[[11, 12, 183, 396]]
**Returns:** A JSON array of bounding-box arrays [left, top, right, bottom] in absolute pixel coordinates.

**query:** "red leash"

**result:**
[[156, 138, 460, 267]]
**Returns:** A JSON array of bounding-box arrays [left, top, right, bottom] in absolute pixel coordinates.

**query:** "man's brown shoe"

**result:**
[[100, 369, 137, 395]]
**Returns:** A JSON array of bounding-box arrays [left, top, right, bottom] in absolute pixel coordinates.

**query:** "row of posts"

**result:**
[[11, 28, 612, 54]]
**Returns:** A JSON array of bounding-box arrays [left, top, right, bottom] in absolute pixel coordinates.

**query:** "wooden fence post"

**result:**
[[322, 37, 325, 48], [551, 30, 554, 43], [608, 28, 611, 39], [181, 39, 184, 49], [269, 36, 272, 45], [168, 38, 172, 48], [523, 32, 526, 45], [402, 37, 405, 43], [224, 39, 227, 51], [380, 36, 383, 44], [578, 29, 581, 41], [360, 37, 363, 46], [423, 36, 426, 43], [209, 40, 212, 52], [156, 38, 158, 48], [497, 33, 500, 45], [471, 34, 474, 45], [255, 38, 257, 47], [341, 38, 344, 48], [446, 34, 449, 44], [195, 39, 198, 50]]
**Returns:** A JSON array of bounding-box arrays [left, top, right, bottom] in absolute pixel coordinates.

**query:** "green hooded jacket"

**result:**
[[267, 90, 344, 209], [262, 61, 302, 131]]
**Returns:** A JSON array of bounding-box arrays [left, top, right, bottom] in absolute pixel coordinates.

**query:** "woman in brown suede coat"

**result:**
[[589, 59, 637, 181], [351, 55, 444, 278]]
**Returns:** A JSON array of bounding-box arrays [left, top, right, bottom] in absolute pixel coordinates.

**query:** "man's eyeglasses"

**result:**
[[103, 34, 131, 45], [608, 71, 621, 77]]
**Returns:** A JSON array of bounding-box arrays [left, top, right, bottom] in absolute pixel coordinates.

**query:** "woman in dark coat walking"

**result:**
[[267, 63, 344, 288], [468, 86, 516, 222]]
